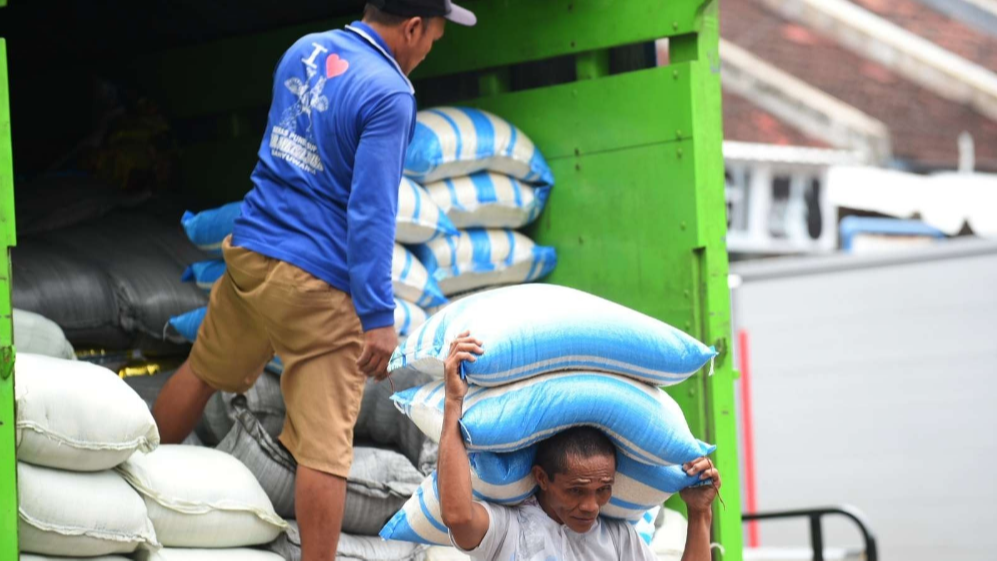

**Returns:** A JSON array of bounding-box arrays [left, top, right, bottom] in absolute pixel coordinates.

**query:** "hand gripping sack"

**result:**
[[380, 471, 665, 546], [269, 520, 426, 561], [410, 229, 556, 296], [392, 372, 714, 466], [390, 284, 717, 387], [393, 244, 447, 308], [425, 172, 550, 229], [404, 107, 554, 187], [181, 202, 241, 256], [116, 445, 287, 548], [15, 353, 160, 471], [397, 177, 458, 244], [181, 260, 226, 292], [18, 462, 159, 557]]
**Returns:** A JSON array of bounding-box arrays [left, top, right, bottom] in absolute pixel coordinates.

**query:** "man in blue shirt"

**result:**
[[153, 2, 476, 559]]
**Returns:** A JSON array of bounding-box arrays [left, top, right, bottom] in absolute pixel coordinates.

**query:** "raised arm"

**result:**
[[437, 332, 490, 550], [679, 457, 721, 561]]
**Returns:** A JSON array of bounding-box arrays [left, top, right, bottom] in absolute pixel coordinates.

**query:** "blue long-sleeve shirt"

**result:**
[[232, 22, 416, 331]]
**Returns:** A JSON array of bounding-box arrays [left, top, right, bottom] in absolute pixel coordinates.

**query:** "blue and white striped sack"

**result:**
[[393, 244, 448, 308], [397, 177, 458, 244], [379, 471, 665, 546], [467, 446, 707, 522], [404, 107, 554, 187], [176, 244, 446, 310], [425, 172, 551, 229], [181, 260, 227, 292], [395, 299, 429, 339], [636, 506, 660, 545], [410, 229, 556, 297], [180, 179, 455, 251], [392, 372, 714, 466], [389, 284, 716, 387], [182, 202, 242, 256]]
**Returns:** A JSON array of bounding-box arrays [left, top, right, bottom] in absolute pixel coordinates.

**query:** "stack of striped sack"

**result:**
[[378, 284, 718, 548]]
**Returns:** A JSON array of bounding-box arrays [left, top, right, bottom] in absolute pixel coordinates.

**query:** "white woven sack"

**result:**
[[15, 353, 160, 471], [138, 549, 287, 561], [18, 462, 158, 557], [397, 177, 457, 244], [117, 445, 287, 548], [13, 309, 76, 360]]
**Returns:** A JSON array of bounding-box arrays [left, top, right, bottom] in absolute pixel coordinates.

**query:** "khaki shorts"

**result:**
[[190, 236, 365, 479]]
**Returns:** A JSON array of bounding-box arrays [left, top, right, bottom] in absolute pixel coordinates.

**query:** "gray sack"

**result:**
[[218, 396, 424, 536]]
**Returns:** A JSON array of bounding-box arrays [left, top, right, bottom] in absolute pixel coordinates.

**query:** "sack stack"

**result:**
[[378, 284, 718, 549], [14, 353, 291, 560]]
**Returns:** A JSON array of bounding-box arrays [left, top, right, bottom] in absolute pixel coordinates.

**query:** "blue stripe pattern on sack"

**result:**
[[389, 284, 713, 387], [467, 229, 495, 273], [428, 109, 463, 162], [404, 107, 553, 187], [459, 107, 495, 160], [403, 122, 441, 180], [409, 179, 422, 222], [444, 179, 462, 211], [392, 372, 713, 466], [470, 171, 498, 203]]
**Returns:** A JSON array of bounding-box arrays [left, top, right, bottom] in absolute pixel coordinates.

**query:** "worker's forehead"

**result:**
[[561, 453, 616, 479]]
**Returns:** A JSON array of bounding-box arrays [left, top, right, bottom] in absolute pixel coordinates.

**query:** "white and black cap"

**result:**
[[368, 0, 477, 27]]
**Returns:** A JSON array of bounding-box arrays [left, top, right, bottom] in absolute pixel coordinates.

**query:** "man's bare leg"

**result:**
[[152, 360, 216, 444], [296, 465, 347, 561]]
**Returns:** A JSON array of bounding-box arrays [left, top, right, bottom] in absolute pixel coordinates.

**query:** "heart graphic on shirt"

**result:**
[[326, 54, 350, 78]]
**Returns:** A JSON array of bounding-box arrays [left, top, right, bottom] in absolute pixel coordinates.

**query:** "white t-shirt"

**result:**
[[452, 497, 657, 561]]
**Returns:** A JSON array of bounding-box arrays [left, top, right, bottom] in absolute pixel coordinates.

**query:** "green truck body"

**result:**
[[0, 1, 741, 558]]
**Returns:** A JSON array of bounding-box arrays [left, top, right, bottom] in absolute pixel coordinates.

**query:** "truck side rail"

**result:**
[[741, 505, 879, 561]]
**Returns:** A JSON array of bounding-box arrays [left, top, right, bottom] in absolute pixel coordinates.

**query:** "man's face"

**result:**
[[397, 17, 446, 75], [533, 453, 616, 533]]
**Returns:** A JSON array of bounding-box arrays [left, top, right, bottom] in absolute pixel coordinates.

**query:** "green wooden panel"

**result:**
[[125, 0, 706, 119], [465, 65, 694, 160], [414, 0, 702, 78], [0, 37, 18, 561], [676, 2, 744, 558]]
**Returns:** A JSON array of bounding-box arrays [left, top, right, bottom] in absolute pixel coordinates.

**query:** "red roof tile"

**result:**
[[723, 91, 832, 148], [721, 0, 997, 171]]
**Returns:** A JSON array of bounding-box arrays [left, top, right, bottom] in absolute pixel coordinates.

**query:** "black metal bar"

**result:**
[[741, 505, 878, 561], [810, 514, 824, 561]]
